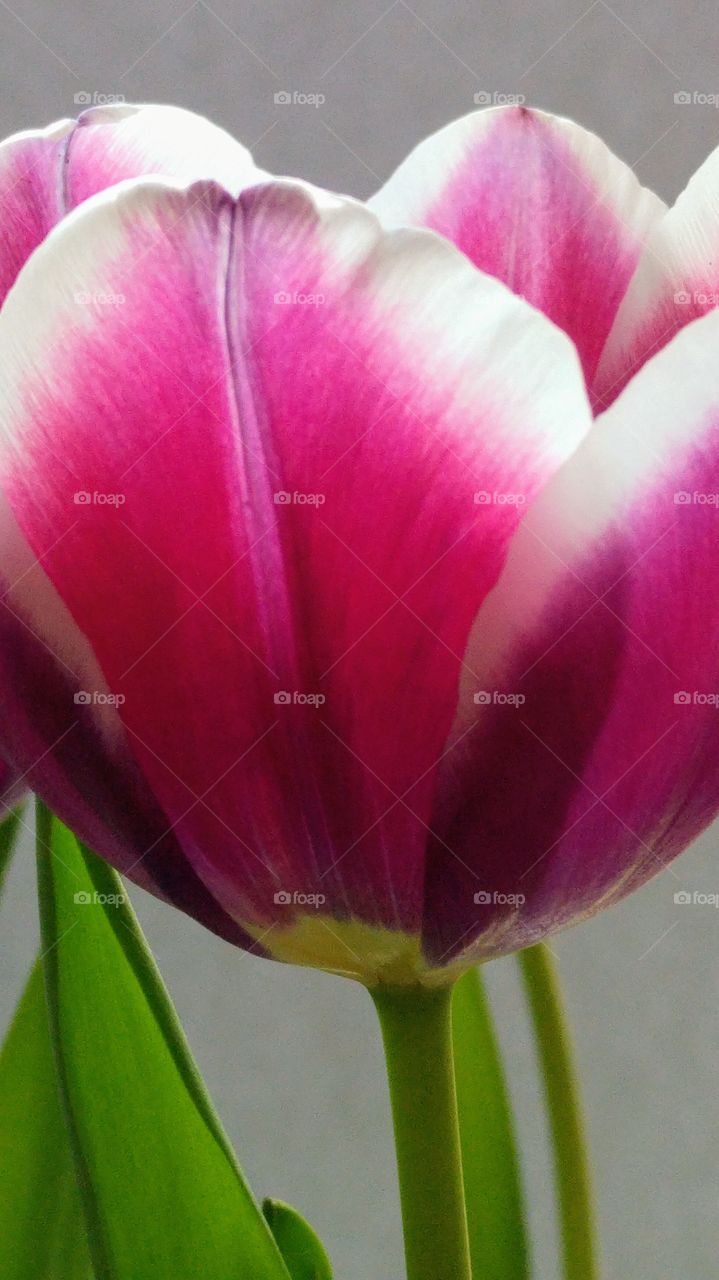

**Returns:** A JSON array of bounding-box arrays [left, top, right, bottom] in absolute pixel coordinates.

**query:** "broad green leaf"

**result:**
[[0, 799, 85, 1276], [36, 802, 290, 1280], [263, 1199, 333, 1279], [0, 959, 92, 1279], [453, 968, 529, 1280], [0, 802, 26, 896]]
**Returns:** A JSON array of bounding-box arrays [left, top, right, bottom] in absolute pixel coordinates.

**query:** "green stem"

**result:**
[[519, 944, 598, 1280], [372, 983, 471, 1280]]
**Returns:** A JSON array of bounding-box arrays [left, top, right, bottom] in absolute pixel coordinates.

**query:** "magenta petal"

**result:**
[[370, 106, 664, 392], [0, 176, 590, 944], [0, 497, 255, 945], [423, 304, 719, 964]]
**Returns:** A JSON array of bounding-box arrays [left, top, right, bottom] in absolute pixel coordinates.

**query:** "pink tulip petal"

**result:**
[[0, 176, 590, 942], [0, 103, 261, 308], [423, 304, 719, 964], [369, 106, 664, 391], [0, 492, 258, 946], [596, 146, 719, 405]]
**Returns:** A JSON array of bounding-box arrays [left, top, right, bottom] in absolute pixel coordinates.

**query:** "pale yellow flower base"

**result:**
[[242, 912, 470, 988]]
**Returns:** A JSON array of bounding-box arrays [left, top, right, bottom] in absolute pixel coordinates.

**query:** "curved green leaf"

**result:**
[[36, 802, 290, 1280], [262, 1199, 333, 1279], [0, 959, 92, 1279], [453, 967, 529, 1280]]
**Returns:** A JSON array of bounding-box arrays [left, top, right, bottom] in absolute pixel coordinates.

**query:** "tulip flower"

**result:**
[[4, 101, 718, 1280], [0, 101, 717, 989]]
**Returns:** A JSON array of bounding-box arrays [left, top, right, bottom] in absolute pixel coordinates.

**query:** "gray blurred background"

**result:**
[[1, 2, 718, 1276]]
